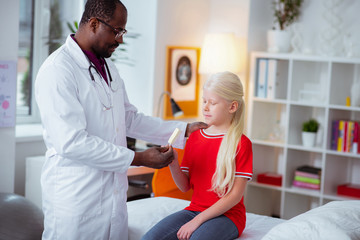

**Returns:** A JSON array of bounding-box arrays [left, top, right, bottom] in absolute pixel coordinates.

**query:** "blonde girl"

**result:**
[[142, 71, 253, 240]]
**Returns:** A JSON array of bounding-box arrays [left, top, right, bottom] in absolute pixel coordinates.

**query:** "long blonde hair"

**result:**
[[203, 71, 245, 197]]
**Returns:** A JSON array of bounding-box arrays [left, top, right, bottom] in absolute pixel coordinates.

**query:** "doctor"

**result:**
[[35, 0, 207, 239]]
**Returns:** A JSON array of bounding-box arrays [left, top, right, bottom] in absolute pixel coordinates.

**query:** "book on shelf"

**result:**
[[343, 121, 350, 152], [256, 58, 268, 98], [294, 170, 320, 179], [293, 180, 320, 190], [255, 58, 280, 100], [354, 122, 359, 154], [331, 120, 360, 154], [294, 175, 320, 184], [296, 165, 322, 176], [348, 121, 353, 152], [331, 120, 339, 150], [337, 120, 344, 152], [267, 59, 278, 100]]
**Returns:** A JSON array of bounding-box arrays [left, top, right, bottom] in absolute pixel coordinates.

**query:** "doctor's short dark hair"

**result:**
[[80, 0, 127, 25]]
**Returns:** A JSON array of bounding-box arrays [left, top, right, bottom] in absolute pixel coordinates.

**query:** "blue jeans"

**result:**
[[141, 210, 239, 240]]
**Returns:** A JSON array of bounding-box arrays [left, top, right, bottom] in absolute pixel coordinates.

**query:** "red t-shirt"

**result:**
[[180, 129, 253, 237]]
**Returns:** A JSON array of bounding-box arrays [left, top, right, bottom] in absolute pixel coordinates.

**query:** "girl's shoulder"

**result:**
[[191, 128, 203, 137], [239, 134, 252, 147], [186, 129, 202, 142], [240, 134, 251, 142]]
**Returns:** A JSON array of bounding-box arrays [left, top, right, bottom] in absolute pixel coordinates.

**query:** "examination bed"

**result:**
[[127, 197, 360, 240]]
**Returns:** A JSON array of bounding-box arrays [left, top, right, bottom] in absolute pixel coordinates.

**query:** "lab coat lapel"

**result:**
[[64, 35, 89, 70]]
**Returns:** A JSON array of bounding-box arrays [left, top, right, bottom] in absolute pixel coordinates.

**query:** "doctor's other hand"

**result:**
[[132, 145, 174, 169], [185, 122, 208, 137]]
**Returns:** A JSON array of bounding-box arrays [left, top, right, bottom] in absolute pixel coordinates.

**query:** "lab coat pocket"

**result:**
[[55, 167, 103, 217]]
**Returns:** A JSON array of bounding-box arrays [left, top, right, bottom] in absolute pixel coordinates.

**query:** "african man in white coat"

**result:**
[[35, 0, 207, 239]]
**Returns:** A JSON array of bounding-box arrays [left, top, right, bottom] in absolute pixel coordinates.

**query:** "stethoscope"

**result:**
[[86, 56, 120, 111]]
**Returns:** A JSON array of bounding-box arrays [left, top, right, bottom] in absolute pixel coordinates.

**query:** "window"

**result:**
[[17, 0, 35, 119], [17, 0, 83, 124]]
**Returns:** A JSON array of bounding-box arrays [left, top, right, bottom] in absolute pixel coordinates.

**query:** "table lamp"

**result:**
[[157, 91, 184, 118]]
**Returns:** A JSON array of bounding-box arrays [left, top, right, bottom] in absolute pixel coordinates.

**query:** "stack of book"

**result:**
[[293, 165, 321, 190], [331, 120, 360, 154]]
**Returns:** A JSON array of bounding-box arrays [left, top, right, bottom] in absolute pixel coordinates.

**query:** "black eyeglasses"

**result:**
[[96, 18, 127, 40]]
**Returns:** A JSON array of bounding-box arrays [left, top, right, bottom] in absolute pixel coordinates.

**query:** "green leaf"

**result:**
[[272, 0, 304, 30], [302, 119, 319, 132], [67, 22, 75, 33]]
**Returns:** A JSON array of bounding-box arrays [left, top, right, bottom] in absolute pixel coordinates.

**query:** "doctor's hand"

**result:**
[[132, 145, 174, 169], [185, 122, 208, 137]]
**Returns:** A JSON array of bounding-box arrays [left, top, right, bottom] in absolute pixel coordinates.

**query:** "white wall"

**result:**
[[116, 0, 158, 116], [60, 0, 85, 35], [248, 0, 360, 57], [155, 0, 250, 120], [0, 0, 19, 193], [113, 0, 252, 118], [153, 0, 211, 119], [206, 0, 250, 121], [110, 0, 251, 119], [298, 0, 360, 57], [116, 0, 212, 117], [208, 0, 249, 37]]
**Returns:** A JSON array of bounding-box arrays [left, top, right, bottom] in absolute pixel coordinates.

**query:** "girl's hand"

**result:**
[[177, 218, 202, 240], [169, 147, 179, 167]]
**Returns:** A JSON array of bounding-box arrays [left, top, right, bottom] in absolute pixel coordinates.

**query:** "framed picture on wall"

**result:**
[[164, 46, 200, 119]]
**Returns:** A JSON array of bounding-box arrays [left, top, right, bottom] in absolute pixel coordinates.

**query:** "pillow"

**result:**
[[262, 200, 360, 240]]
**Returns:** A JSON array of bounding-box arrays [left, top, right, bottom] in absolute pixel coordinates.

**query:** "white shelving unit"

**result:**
[[245, 51, 360, 219]]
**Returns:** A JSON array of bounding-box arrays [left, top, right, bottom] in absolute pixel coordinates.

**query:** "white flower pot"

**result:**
[[267, 30, 291, 53], [302, 132, 316, 147]]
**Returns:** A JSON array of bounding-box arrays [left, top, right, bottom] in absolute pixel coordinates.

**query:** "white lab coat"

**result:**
[[35, 35, 187, 240]]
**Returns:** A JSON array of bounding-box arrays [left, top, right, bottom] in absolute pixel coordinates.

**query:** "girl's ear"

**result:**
[[229, 101, 238, 113]]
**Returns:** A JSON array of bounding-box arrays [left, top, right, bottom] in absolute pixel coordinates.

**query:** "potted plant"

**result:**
[[267, 0, 304, 53], [302, 118, 319, 147]]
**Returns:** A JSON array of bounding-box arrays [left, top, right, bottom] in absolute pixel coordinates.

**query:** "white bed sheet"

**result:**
[[127, 197, 284, 240]]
